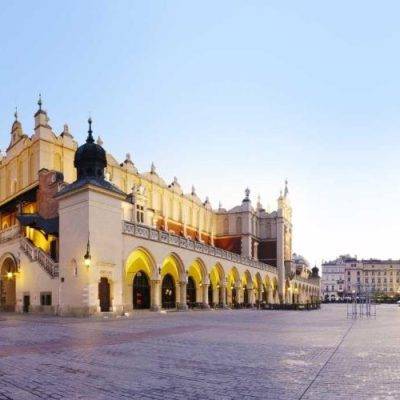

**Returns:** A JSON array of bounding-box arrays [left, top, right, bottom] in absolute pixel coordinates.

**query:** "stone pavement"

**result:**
[[0, 304, 399, 400]]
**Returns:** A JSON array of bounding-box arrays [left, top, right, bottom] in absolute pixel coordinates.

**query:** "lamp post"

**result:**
[[84, 234, 91, 267]]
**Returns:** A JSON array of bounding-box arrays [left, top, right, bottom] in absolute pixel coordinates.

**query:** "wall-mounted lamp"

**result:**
[[7, 271, 13, 279], [84, 233, 91, 267]]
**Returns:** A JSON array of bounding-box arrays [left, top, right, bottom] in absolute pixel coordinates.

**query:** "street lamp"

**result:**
[[84, 234, 91, 267]]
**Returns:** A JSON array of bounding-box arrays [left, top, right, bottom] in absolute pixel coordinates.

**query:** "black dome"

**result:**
[[74, 118, 107, 180]]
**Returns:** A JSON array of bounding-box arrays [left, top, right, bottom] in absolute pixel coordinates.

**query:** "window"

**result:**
[[236, 217, 242, 234], [223, 218, 229, 234], [40, 292, 52, 306], [136, 205, 145, 224]]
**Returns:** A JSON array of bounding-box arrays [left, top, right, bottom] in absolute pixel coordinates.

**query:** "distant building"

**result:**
[[322, 255, 400, 300]]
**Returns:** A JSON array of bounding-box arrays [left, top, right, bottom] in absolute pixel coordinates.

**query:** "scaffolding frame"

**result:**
[[346, 283, 376, 318]]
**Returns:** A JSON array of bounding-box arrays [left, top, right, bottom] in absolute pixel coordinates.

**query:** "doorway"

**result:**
[[98, 277, 111, 312]]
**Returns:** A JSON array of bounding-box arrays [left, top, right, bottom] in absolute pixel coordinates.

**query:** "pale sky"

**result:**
[[1, 1, 400, 266]]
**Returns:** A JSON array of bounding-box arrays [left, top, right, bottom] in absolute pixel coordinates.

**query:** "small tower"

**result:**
[[33, 94, 55, 141], [8, 107, 25, 149]]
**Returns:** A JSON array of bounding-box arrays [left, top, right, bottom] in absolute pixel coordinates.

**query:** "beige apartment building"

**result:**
[[322, 255, 400, 300], [0, 98, 320, 316]]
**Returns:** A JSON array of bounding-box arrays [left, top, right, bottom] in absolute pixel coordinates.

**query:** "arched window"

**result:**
[[236, 217, 242, 234], [223, 217, 229, 234]]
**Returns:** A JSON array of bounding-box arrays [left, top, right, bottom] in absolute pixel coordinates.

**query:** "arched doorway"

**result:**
[[98, 277, 111, 312], [187, 276, 196, 307], [162, 273, 175, 309], [132, 271, 150, 309], [208, 283, 213, 306], [232, 287, 237, 306], [244, 288, 249, 306], [0, 257, 17, 312]]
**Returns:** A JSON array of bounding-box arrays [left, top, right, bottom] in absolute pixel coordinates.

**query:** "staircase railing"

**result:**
[[20, 236, 59, 278]]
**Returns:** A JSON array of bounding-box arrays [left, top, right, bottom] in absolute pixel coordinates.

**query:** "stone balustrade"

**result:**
[[122, 221, 277, 274], [20, 236, 59, 278], [0, 225, 20, 243]]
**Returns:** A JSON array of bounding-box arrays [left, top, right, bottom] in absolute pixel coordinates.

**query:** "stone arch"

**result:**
[[187, 258, 207, 305], [272, 277, 279, 303], [209, 263, 225, 306], [0, 253, 18, 311], [161, 252, 185, 283], [124, 247, 156, 310], [227, 267, 240, 306], [254, 272, 263, 303], [241, 270, 253, 306], [160, 252, 185, 308]]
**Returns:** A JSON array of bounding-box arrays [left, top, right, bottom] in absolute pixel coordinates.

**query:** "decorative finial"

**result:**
[[150, 162, 156, 174], [63, 123, 69, 133], [126, 153, 131, 162], [245, 187, 250, 199], [173, 176, 178, 184], [191, 185, 196, 195], [205, 196, 209, 203], [284, 179, 289, 197], [14, 107, 18, 121], [38, 94, 42, 111], [96, 136, 103, 146], [219, 201, 222, 210], [86, 117, 94, 143]]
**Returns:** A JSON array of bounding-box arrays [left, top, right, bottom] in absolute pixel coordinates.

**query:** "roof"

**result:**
[[17, 214, 59, 235], [55, 177, 126, 198]]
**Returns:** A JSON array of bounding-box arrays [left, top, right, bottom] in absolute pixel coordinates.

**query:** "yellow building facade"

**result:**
[[0, 99, 320, 315]]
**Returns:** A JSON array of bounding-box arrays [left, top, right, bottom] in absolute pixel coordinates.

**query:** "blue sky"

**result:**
[[1, 1, 400, 265]]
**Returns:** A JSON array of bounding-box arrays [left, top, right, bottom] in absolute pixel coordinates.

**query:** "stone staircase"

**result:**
[[20, 236, 59, 278]]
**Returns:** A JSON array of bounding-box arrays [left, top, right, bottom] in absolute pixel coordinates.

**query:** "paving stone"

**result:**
[[0, 305, 399, 399]]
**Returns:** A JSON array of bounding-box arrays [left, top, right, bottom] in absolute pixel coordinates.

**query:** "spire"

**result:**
[[243, 187, 250, 202], [191, 185, 196, 195], [38, 93, 42, 111], [86, 117, 95, 144], [284, 179, 289, 197], [14, 107, 18, 122], [150, 162, 156, 174]]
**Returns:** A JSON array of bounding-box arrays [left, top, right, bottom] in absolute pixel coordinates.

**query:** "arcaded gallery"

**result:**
[[0, 99, 320, 316]]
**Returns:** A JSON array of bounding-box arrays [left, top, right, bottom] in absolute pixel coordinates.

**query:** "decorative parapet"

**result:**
[[20, 236, 59, 278], [293, 275, 320, 286], [122, 221, 277, 274], [0, 225, 20, 243]]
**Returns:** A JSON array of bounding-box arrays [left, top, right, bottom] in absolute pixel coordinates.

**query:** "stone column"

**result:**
[[178, 281, 188, 310], [248, 288, 255, 306], [268, 289, 274, 304], [202, 284, 210, 309], [150, 279, 161, 311], [236, 284, 242, 305], [212, 285, 219, 306], [220, 284, 226, 307]]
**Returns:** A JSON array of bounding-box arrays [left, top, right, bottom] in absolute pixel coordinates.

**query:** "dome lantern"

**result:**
[[74, 118, 107, 181]]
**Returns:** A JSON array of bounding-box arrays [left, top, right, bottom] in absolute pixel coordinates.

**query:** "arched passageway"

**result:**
[[0, 257, 17, 312], [208, 283, 213, 305], [132, 271, 150, 309], [125, 247, 155, 310], [162, 273, 176, 309], [187, 276, 196, 307]]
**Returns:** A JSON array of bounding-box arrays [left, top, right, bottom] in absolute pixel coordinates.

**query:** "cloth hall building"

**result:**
[[0, 99, 320, 316]]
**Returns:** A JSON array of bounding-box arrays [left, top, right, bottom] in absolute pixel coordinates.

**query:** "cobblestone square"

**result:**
[[0, 305, 399, 400]]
